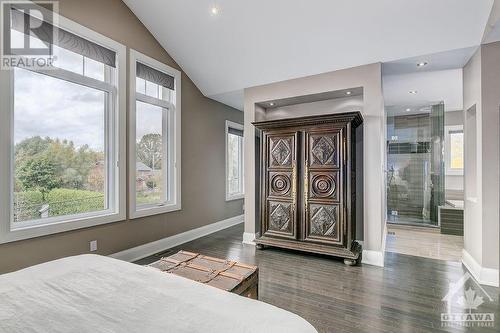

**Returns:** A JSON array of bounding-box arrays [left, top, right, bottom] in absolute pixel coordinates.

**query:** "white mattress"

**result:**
[[0, 254, 317, 333]]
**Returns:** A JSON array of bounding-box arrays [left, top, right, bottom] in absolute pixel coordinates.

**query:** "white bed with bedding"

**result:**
[[0, 255, 317, 333]]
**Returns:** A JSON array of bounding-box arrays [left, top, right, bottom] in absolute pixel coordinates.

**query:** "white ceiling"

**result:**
[[123, 0, 494, 110], [383, 68, 463, 113], [382, 47, 471, 115], [382, 47, 477, 76]]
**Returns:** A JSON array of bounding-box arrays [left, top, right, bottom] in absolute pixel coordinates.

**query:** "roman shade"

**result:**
[[228, 127, 243, 137], [10, 7, 116, 67], [136, 62, 175, 90]]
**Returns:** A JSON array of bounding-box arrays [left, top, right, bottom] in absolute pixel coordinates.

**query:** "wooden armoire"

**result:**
[[253, 112, 363, 265]]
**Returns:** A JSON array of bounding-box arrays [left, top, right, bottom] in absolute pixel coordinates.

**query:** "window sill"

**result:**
[[0, 210, 125, 245], [130, 202, 181, 219], [226, 194, 244, 202]]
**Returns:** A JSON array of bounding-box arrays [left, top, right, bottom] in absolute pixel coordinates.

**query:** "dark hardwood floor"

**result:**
[[136, 224, 500, 333]]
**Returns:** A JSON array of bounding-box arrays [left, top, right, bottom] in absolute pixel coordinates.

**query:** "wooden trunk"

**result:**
[[253, 112, 363, 263], [148, 250, 258, 299]]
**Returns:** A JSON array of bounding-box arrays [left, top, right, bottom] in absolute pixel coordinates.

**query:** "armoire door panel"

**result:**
[[309, 171, 340, 202], [308, 132, 341, 168], [268, 171, 293, 198], [268, 136, 293, 168], [267, 200, 295, 237], [305, 203, 342, 244], [303, 128, 344, 246], [262, 131, 298, 240]]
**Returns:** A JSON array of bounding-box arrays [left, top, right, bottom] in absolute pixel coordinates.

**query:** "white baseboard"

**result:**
[[110, 215, 244, 262], [462, 249, 499, 287], [360, 222, 386, 267], [362, 250, 384, 267], [242, 232, 260, 245]]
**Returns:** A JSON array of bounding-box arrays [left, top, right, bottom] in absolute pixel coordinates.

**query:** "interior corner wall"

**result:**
[[0, 0, 243, 273], [480, 41, 500, 271], [445, 110, 464, 126], [463, 48, 483, 266], [463, 42, 500, 283], [244, 63, 385, 264]]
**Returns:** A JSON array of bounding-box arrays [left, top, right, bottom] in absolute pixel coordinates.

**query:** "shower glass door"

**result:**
[[386, 103, 445, 226]]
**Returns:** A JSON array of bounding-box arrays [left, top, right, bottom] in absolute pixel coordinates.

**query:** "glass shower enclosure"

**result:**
[[386, 103, 445, 226]]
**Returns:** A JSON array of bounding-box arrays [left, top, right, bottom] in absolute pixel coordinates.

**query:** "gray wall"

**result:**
[[445, 110, 464, 126], [463, 42, 499, 278], [480, 42, 500, 271], [463, 48, 482, 266], [0, 0, 243, 273]]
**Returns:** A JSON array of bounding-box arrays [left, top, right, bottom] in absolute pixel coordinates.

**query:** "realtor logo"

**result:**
[[1, 0, 58, 69], [441, 272, 495, 328]]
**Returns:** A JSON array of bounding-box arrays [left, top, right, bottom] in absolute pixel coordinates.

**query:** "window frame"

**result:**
[[445, 125, 464, 176], [129, 49, 182, 219], [225, 120, 244, 201], [0, 5, 126, 244]]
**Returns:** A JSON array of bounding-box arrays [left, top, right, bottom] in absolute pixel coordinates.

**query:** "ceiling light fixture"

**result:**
[[210, 5, 219, 15], [346, 91, 352, 95], [406, 108, 411, 112], [409, 90, 418, 94], [417, 61, 428, 67], [269, 102, 275, 107]]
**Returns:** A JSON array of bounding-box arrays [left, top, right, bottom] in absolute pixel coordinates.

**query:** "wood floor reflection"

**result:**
[[137, 223, 498, 333]]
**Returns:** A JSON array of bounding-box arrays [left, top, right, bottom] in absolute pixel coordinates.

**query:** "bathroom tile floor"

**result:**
[[386, 224, 463, 262]]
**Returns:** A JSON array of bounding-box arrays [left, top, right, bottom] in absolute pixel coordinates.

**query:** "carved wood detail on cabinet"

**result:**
[[309, 204, 338, 238], [309, 171, 339, 201], [268, 201, 292, 232], [269, 172, 292, 197], [269, 137, 293, 167], [254, 112, 363, 262], [309, 133, 339, 167]]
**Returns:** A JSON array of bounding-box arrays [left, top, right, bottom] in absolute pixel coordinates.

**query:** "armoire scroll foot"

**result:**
[[253, 112, 363, 265]]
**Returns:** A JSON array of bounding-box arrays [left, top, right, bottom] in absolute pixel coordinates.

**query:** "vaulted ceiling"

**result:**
[[123, 0, 494, 110]]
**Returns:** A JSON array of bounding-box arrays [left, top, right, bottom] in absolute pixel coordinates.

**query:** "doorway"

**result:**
[[384, 104, 464, 261], [381, 49, 467, 261]]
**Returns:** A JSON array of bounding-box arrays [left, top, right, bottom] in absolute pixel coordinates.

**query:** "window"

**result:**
[[129, 50, 181, 218], [0, 5, 126, 243], [445, 125, 464, 175], [226, 121, 244, 200]]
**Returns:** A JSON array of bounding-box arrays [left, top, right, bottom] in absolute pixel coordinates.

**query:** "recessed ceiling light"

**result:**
[[406, 108, 411, 112], [417, 61, 428, 67], [210, 6, 219, 15], [345, 91, 352, 95], [269, 102, 275, 106], [409, 90, 418, 94]]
